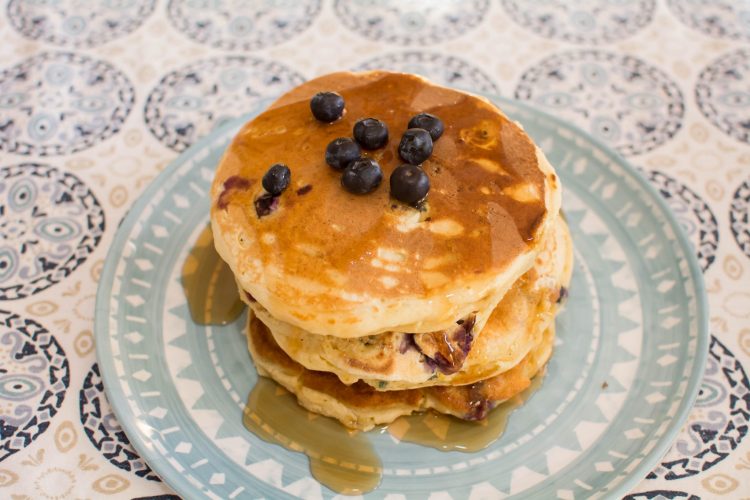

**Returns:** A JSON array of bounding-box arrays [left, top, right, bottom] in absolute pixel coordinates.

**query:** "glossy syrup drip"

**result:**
[[182, 224, 245, 325], [240, 375, 544, 495], [243, 378, 382, 495], [385, 371, 544, 452]]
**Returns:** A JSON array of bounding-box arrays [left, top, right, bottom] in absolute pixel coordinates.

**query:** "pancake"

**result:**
[[211, 71, 562, 338], [247, 311, 556, 431], [247, 215, 573, 389]]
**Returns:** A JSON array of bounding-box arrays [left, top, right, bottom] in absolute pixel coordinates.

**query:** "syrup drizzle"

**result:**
[[182, 224, 244, 325], [243, 378, 382, 495], [239, 374, 543, 494], [385, 372, 544, 452]]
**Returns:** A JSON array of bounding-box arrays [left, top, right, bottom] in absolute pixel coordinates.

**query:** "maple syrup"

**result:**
[[243, 378, 381, 495], [385, 372, 544, 452], [240, 374, 544, 494], [182, 224, 244, 325]]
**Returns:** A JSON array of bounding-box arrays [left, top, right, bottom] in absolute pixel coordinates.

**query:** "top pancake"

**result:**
[[211, 71, 561, 337]]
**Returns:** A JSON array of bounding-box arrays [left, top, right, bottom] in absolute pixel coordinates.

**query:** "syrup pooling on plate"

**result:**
[[182, 224, 244, 325], [243, 378, 382, 495], [242, 376, 544, 494], [385, 371, 544, 452]]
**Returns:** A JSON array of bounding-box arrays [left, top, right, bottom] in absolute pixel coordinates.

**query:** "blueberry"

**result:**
[[341, 157, 383, 194], [353, 118, 388, 150], [262, 163, 291, 195], [310, 92, 345, 123], [254, 193, 279, 218], [390, 164, 430, 206], [325, 137, 361, 170], [408, 113, 444, 141], [398, 128, 433, 165]]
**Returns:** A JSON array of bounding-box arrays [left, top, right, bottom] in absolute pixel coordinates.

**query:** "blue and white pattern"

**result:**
[[515, 50, 685, 156], [166, 0, 321, 51], [0, 2, 742, 498], [144, 56, 304, 152], [667, 0, 750, 42], [0, 52, 135, 156], [0, 163, 105, 301], [501, 0, 656, 44], [7, 0, 157, 48], [334, 0, 489, 45], [94, 97, 707, 499], [695, 49, 750, 145], [0, 310, 69, 462], [730, 176, 750, 260], [355, 51, 499, 94], [646, 170, 718, 272], [647, 336, 749, 480], [80, 363, 160, 481]]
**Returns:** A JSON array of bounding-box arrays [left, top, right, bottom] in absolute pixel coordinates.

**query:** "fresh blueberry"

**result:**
[[398, 128, 433, 165], [408, 113, 444, 141], [262, 163, 291, 195], [325, 137, 361, 170], [390, 164, 430, 206], [353, 118, 389, 150], [310, 92, 345, 123], [341, 157, 383, 194]]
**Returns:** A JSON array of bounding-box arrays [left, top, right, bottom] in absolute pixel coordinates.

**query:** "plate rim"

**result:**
[[94, 95, 709, 499]]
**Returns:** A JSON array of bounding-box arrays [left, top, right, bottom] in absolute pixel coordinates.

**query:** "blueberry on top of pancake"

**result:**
[[210, 71, 561, 337]]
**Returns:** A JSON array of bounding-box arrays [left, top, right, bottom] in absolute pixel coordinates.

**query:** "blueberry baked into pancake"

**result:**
[[210, 71, 572, 431]]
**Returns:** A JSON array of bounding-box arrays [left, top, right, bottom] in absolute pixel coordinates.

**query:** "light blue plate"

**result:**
[[95, 96, 708, 499]]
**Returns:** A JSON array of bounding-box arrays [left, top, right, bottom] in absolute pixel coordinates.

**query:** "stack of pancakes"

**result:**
[[210, 71, 573, 431]]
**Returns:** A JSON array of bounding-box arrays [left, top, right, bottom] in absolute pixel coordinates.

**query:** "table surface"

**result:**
[[1, 1, 749, 499]]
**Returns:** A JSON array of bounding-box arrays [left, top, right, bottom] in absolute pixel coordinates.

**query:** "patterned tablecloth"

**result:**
[[1, 1, 749, 498]]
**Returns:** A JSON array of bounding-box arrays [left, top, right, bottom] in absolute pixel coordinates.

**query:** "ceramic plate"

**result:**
[[95, 96, 708, 499]]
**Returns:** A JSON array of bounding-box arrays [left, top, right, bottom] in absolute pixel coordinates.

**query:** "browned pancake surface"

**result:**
[[212, 71, 549, 300]]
